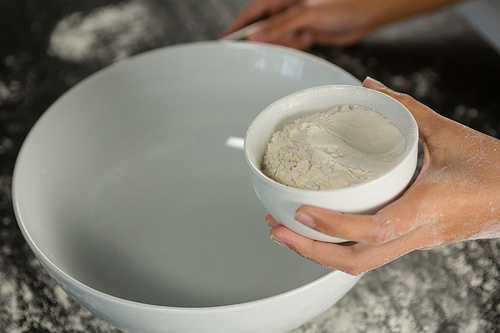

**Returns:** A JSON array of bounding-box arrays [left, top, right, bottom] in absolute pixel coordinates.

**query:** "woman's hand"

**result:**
[[221, 0, 460, 50], [266, 77, 500, 275]]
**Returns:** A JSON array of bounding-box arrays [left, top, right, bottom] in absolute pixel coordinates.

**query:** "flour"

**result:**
[[47, 0, 165, 64], [262, 105, 405, 190]]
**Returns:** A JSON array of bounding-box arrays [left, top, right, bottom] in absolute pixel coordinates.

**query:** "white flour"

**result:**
[[47, 0, 165, 64], [262, 105, 405, 190]]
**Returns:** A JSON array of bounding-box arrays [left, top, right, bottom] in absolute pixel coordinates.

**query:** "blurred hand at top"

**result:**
[[221, 0, 460, 50]]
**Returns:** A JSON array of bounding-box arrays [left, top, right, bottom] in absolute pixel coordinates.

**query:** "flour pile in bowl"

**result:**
[[262, 105, 406, 190]]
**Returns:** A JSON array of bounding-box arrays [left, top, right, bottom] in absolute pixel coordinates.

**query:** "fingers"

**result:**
[[265, 213, 280, 227], [256, 30, 314, 50], [220, 0, 298, 37], [269, 223, 419, 275], [266, 182, 432, 248], [247, 3, 311, 42], [267, 206, 404, 246], [294, 205, 410, 245], [269, 30, 366, 49], [266, 196, 455, 274], [222, 0, 370, 48], [221, 0, 269, 36]]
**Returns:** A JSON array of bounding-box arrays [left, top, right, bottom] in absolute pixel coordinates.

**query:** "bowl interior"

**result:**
[[13, 42, 361, 307]]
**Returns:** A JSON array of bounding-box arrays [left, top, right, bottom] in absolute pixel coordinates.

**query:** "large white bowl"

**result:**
[[245, 85, 418, 243], [12, 41, 362, 333]]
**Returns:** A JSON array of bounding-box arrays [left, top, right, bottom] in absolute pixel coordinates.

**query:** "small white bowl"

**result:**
[[245, 85, 419, 243]]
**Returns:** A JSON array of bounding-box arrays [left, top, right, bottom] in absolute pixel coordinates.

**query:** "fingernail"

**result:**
[[270, 234, 288, 247], [295, 211, 316, 229], [266, 219, 279, 227], [363, 76, 387, 89]]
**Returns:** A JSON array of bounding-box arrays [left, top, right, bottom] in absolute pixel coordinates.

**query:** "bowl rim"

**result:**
[[244, 84, 419, 195]]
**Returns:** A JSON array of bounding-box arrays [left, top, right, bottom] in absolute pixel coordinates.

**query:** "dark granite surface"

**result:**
[[1, 0, 500, 332]]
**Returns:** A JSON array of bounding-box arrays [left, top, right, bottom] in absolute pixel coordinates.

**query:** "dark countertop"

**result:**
[[1, 1, 500, 332]]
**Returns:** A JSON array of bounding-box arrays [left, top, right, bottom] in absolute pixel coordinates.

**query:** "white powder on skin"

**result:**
[[262, 105, 405, 190]]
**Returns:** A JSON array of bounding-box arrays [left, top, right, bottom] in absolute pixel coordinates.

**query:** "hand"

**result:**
[[266, 76, 500, 275], [221, 0, 460, 50]]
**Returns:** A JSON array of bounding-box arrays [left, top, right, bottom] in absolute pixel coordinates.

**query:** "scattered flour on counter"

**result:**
[[262, 105, 405, 190], [47, 0, 165, 64]]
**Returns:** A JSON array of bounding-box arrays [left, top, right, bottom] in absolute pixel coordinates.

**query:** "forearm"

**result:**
[[363, 0, 466, 29]]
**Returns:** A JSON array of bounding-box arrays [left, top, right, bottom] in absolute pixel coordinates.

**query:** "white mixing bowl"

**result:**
[[245, 85, 418, 243], [13, 41, 362, 333]]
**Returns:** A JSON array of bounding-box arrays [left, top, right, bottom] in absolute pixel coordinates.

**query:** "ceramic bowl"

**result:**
[[12, 41, 362, 333], [245, 85, 419, 243]]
